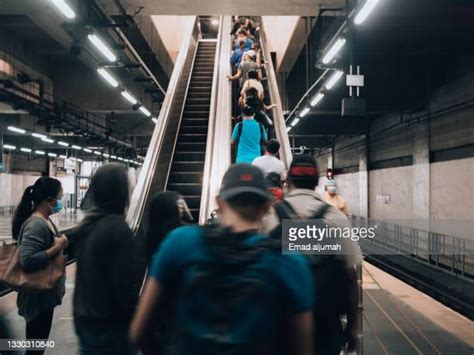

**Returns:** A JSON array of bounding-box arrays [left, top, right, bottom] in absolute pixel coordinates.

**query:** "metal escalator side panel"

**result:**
[[259, 18, 293, 169], [199, 16, 233, 224], [126, 16, 200, 232]]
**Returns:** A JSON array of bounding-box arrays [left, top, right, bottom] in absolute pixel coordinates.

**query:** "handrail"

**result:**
[[199, 16, 233, 223], [259, 19, 293, 169], [126, 17, 200, 232]]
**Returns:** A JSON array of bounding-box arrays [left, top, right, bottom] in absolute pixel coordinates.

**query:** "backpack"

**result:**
[[235, 121, 266, 155], [273, 199, 351, 320], [176, 225, 281, 354]]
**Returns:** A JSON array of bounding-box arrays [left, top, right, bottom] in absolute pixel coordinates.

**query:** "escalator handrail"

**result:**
[[126, 16, 199, 232], [199, 16, 234, 223], [259, 19, 293, 169]]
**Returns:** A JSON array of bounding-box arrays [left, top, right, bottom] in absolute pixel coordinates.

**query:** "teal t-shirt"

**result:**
[[232, 119, 267, 164], [149, 225, 314, 354]]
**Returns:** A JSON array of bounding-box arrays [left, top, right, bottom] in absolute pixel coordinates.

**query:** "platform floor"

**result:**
[[0, 262, 473, 354]]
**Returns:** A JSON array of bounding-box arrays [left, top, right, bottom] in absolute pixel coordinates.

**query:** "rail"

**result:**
[[126, 17, 200, 232], [199, 16, 233, 223], [351, 216, 474, 280], [259, 18, 293, 168]]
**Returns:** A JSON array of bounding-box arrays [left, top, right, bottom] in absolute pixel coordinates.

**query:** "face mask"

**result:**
[[327, 186, 337, 194], [51, 199, 63, 214]]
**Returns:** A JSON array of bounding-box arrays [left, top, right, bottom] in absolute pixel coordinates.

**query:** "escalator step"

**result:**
[[174, 151, 206, 161], [178, 134, 207, 143], [168, 172, 202, 184], [171, 161, 205, 172], [181, 118, 209, 125], [183, 111, 210, 118], [168, 183, 203, 195], [183, 196, 201, 209], [180, 125, 208, 134], [176, 142, 206, 151]]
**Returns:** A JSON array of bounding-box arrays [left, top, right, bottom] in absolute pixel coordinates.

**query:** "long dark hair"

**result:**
[[12, 177, 62, 240]]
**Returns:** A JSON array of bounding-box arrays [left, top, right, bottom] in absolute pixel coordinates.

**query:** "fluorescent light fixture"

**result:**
[[310, 93, 325, 107], [71, 145, 82, 150], [103, 153, 110, 158], [48, 153, 58, 157], [117, 157, 124, 161], [291, 118, 300, 127], [76, 158, 83, 162], [20, 147, 32, 153], [97, 68, 119, 88], [121, 90, 138, 105], [151, 117, 158, 124], [3, 144, 16, 150], [57, 141, 69, 147], [138, 106, 151, 117], [32, 133, 47, 139], [59, 155, 67, 159], [93, 151, 102, 156], [299, 108, 310, 117], [51, 0, 76, 19], [41, 137, 55, 144], [286, 126, 292, 132], [7, 126, 26, 134], [354, 0, 380, 25], [325, 70, 344, 90], [88, 34, 117, 62], [83, 148, 92, 153], [35, 150, 46, 155], [211, 19, 219, 26], [322, 38, 346, 64], [110, 155, 117, 159]]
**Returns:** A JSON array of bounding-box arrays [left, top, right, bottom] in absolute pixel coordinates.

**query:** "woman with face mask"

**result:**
[[12, 176, 68, 355], [324, 179, 349, 216]]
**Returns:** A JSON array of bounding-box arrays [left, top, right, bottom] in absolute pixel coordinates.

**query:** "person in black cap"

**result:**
[[130, 164, 314, 355], [263, 154, 362, 355]]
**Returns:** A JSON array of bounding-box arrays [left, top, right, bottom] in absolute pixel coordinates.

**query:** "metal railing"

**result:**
[[199, 16, 232, 224], [351, 216, 474, 279], [126, 17, 201, 232]]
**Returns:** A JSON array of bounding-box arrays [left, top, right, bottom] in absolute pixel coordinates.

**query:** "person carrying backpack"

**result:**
[[130, 164, 314, 355], [264, 154, 362, 355], [231, 104, 267, 163]]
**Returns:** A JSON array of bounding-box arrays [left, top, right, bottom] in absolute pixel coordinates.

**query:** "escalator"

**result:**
[[166, 41, 217, 221]]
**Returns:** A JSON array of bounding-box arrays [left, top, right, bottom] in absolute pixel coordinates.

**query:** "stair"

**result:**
[[166, 41, 217, 222]]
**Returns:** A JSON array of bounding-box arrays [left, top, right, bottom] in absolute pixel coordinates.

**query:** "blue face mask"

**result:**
[[51, 199, 63, 214]]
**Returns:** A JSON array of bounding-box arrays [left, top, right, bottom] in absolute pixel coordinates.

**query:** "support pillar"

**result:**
[[359, 134, 369, 218], [412, 120, 430, 220]]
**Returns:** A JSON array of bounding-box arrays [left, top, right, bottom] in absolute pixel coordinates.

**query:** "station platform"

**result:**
[[1, 262, 472, 354]]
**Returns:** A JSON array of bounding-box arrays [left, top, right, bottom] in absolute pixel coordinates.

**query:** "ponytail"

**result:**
[[12, 177, 62, 240]]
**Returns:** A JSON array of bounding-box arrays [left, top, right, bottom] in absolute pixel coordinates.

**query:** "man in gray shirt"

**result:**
[[227, 51, 259, 87]]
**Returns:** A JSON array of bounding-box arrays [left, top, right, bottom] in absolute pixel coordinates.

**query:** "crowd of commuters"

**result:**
[[7, 15, 360, 355]]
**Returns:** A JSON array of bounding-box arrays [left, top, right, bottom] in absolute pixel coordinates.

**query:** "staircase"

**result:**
[[166, 41, 217, 222]]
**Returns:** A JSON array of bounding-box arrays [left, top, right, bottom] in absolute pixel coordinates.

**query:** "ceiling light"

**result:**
[[291, 118, 300, 127], [48, 153, 58, 157], [3, 144, 16, 150], [93, 151, 102, 156], [354, 0, 380, 25], [20, 147, 32, 153], [35, 150, 46, 155], [121, 90, 138, 105], [51, 0, 76, 19], [211, 19, 219, 26], [151, 117, 158, 124], [7, 126, 26, 134], [88, 34, 117, 62], [138, 106, 151, 117], [76, 158, 83, 162], [83, 148, 92, 153], [97, 68, 119, 88], [32, 133, 47, 139], [110, 155, 117, 159], [325, 70, 344, 90], [103, 153, 110, 158], [286, 126, 292, 132], [71, 145, 82, 150], [59, 155, 67, 159], [57, 141, 69, 147], [310, 93, 325, 107], [117, 157, 124, 161], [322, 38, 346, 64], [299, 108, 310, 117], [41, 137, 55, 144]]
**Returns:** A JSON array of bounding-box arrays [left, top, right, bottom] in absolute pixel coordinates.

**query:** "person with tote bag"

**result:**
[[10, 177, 68, 355]]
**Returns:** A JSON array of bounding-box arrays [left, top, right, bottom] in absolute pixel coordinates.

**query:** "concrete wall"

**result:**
[[0, 173, 40, 207]]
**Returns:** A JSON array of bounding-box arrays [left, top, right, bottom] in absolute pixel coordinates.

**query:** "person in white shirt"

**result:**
[[252, 139, 285, 179], [241, 70, 264, 100]]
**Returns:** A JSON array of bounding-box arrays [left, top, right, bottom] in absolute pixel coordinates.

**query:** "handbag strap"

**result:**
[[18, 215, 58, 245]]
